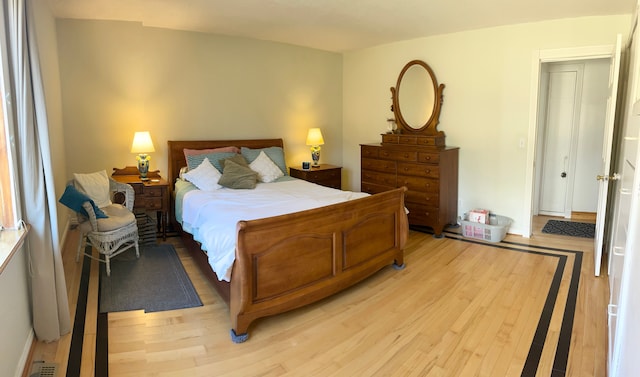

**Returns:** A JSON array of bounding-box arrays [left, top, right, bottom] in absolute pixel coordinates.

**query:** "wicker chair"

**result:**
[[73, 178, 140, 276]]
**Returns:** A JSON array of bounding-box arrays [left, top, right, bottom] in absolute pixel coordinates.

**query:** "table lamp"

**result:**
[[306, 128, 325, 167], [130, 131, 155, 180]]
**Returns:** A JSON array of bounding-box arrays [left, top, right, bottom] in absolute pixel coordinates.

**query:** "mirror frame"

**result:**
[[390, 60, 445, 136]]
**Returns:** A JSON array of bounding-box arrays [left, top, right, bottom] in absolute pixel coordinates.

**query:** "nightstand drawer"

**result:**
[[309, 169, 340, 181], [143, 186, 164, 197], [136, 196, 163, 210]]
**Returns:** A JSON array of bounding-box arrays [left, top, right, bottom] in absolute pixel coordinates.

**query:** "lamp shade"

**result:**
[[306, 128, 325, 146], [130, 131, 155, 153]]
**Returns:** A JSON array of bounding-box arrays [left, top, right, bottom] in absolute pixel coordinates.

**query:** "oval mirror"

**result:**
[[391, 60, 445, 135], [398, 64, 435, 127]]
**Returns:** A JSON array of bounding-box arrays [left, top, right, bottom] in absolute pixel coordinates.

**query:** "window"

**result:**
[[0, 8, 16, 230], [0, 87, 16, 229]]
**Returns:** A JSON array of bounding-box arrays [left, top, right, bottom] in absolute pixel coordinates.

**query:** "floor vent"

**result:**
[[30, 362, 58, 377]]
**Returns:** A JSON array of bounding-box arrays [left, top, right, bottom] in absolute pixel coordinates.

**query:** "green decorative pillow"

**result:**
[[222, 153, 249, 168], [59, 184, 108, 219], [218, 160, 258, 189], [241, 147, 287, 175]]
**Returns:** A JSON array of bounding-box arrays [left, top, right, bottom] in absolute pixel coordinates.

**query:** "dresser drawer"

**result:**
[[361, 182, 395, 195], [406, 203, 439, 226], [361, 145, 380, 158], [397, 175, 438, 193], [397, 162, 439, 178], [405, 190, 439, 206], [379, 149, 417, 162], [362, 170, 396, 187], [362, 158, 396, 173], [417, 152, 440, 163], [382, 134, 419, 145]]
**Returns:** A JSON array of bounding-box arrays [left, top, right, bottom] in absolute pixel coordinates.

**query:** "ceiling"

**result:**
[[42, 0, 635, 52]]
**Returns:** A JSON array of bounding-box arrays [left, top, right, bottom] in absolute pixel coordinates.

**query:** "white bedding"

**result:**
[[180, 178, 369, 281]]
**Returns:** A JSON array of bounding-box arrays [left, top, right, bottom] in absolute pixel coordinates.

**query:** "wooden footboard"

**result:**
[[229, 187, 407, 342]]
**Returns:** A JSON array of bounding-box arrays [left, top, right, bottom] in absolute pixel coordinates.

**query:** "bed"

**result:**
[[167, 139, 408, 342]]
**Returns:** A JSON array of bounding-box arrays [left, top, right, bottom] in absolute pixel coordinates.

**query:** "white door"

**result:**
[[609, 19, 640, 376], [539, 65, 583, 217], [594, 34, 622, 276]]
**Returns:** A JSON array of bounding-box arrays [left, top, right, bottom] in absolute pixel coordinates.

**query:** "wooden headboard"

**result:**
[[167, 139, 285, 188]]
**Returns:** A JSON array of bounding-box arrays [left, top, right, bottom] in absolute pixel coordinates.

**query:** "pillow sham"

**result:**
[[186, 151, 238, 172], [59, 184, 108, 219], [241, 146, 287, 175], [183, 146, 239, 162], [73, 170, 112, 208], [249, 150, 284, 183], [182, 158, 222, 191], [218, 160, 258, 189]]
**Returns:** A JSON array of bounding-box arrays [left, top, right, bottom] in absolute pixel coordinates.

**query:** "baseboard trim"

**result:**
[[16, 329, 34, 377]]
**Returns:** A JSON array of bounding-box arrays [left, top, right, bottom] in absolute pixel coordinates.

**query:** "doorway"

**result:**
[[534, 59, 610, 219]]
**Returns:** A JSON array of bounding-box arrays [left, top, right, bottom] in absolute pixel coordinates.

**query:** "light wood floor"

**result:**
[[25, 215, 607, 377]]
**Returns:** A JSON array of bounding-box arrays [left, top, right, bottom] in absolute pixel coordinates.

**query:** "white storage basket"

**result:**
[[460, 214, 511, 242]]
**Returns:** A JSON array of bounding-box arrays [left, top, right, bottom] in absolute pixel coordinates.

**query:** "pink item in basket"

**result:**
[[468, 209, 490, 224]]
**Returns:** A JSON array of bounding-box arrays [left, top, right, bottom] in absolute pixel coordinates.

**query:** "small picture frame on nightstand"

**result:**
[[302, 162, 310, 170]]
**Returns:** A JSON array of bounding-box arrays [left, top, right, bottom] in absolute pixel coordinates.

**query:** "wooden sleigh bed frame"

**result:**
[[167, 139, 408, 342]]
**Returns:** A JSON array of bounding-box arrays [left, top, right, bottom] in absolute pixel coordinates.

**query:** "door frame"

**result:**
[[523, 45, 618, 237]]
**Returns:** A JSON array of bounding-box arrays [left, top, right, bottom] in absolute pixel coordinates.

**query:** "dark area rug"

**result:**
[[541, 220, 595, 238], [99, 243, 202, 313]]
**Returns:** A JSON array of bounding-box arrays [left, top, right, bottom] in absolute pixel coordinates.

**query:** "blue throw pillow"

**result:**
[[59, 184, 108, 219], [186, 152, 238, 173], [241, 147, 287, 175]]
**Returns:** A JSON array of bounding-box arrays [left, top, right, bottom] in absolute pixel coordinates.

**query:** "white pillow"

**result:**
[[183, 158, 222, 191], [249, 150, 284, 183], [74, 170, 112, 208]]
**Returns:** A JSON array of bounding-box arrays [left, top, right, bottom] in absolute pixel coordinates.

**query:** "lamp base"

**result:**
[[311, 148, 320, 167], [136, 154, 151, 181]]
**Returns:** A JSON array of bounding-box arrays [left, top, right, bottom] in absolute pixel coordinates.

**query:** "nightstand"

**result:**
[[289, 164, 342, 189], [112, 167, 170, 240]]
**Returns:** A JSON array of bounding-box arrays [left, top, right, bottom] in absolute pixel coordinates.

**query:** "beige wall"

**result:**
[[56, 19, 343, 180], [343, 15, 631, 234]]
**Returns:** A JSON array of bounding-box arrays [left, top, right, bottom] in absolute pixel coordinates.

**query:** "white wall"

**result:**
[[343, 16, 630, 234], [0, 245, 31, 377], [55, 20, 344, 180]]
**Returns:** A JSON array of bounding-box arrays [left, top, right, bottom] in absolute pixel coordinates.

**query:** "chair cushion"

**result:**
[[78, 204, 136, 233], [74, 170, 112, 208]]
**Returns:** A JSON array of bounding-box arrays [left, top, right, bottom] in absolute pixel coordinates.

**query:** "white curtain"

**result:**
[[2, 0, 70, 341]]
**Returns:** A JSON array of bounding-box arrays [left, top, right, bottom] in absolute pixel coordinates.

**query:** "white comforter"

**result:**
[[180, 178, 369, 281]]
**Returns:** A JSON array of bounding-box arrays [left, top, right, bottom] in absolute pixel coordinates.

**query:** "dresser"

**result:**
[[362, 59, 458, 236], [361, 143, 458, 236]]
